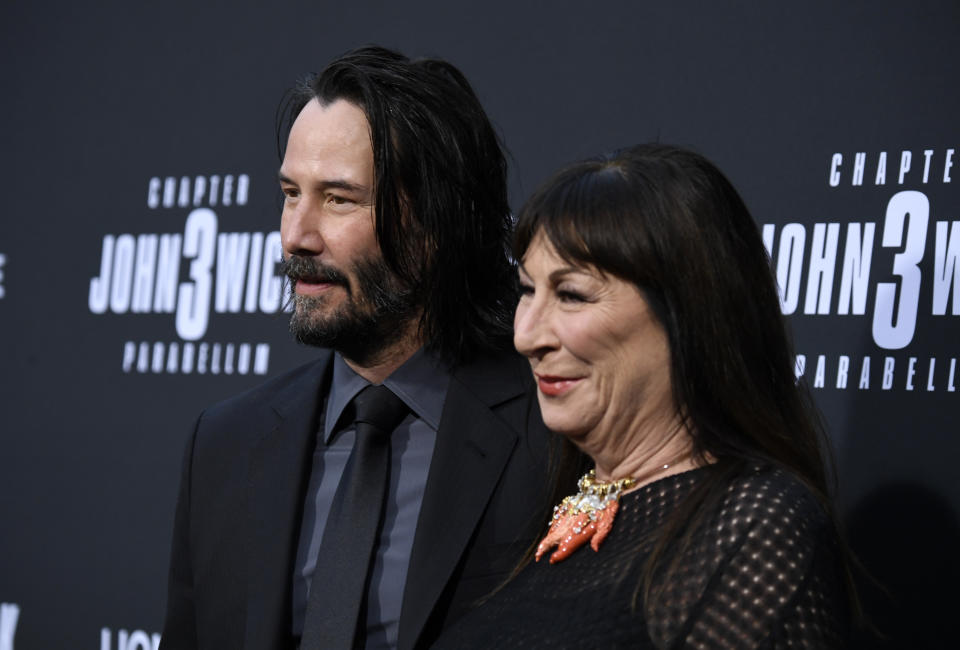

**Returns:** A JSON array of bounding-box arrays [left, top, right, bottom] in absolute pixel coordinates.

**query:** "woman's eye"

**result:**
[[518, 283, 534, 296], [557, 290, 586, 303]]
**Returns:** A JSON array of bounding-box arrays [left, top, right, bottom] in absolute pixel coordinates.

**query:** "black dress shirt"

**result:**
[[292, 349, 451, 648]]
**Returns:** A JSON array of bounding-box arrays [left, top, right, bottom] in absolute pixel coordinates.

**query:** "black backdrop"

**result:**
[[2, 1, 958, 648]]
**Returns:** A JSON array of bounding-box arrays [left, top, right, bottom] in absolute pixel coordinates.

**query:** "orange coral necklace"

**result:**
[[536, 453, 691, 564]]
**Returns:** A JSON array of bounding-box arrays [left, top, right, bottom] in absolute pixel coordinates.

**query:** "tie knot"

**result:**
[[351, 384, 408, 434]]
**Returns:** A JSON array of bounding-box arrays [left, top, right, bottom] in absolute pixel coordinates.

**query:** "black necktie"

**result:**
[[300, 384, 409, 650]]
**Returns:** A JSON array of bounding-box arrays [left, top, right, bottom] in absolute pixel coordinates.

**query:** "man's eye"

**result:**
[[329, 195, 351, 205], [282, 187, 299, 199]]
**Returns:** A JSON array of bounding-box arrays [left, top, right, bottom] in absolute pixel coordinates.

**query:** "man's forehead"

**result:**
[[281, 98, 374, 180], [289, 98, 371, 143]]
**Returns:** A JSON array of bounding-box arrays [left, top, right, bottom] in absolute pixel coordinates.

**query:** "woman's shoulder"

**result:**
[[702, 462, 836, 565], [726, 463, 826, 508], [650, 463, 847, 647], [727, 463, 822, 502]]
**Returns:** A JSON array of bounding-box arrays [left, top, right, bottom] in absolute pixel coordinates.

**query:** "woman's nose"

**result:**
[[514, 296, 559, 359]]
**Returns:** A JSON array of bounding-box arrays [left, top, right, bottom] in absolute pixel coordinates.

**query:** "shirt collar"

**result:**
[[323, 348, 451, 443]]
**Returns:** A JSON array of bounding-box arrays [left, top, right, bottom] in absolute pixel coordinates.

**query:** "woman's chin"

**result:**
[[539, 411, 590, 442]]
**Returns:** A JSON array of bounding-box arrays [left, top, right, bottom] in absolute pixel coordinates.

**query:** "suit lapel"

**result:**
[[398, 354, 527, 650], [244, 352, 332, 650]]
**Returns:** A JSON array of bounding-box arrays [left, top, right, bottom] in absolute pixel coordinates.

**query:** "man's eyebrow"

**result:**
[[317, 179, 367, 193], [277, 172, 367, 193]]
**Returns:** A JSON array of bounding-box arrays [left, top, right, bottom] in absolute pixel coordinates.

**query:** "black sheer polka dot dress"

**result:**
[[432, 464, 848, 649]]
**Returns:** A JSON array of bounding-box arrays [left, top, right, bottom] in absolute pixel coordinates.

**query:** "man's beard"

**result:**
[[282, 254, 419, 365]]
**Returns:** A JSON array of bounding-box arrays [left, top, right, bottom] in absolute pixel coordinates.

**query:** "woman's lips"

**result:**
[[536, 374, 581, 397]]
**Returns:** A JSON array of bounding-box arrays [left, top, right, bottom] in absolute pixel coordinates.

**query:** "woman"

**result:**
[[433, 144, 851, 648]]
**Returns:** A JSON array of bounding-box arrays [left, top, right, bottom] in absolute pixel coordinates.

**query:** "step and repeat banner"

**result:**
[[2, 2, 957, 648]]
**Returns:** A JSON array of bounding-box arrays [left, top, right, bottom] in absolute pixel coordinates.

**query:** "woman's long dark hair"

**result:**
[[514, 143, 854, 611]]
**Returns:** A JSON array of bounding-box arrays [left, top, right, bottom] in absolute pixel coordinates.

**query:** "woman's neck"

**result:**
[[588, 411, 698, 485]]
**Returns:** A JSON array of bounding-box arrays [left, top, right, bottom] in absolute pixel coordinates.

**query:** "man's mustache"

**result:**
[[280, 256, 350, 290]]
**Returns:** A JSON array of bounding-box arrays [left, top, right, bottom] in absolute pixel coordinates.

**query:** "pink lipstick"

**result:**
[[536, 375, 581, 397]]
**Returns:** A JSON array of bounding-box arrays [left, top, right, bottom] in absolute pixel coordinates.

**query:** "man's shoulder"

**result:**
[[447, 349, 551, 454], [189, 347, 534, 438], [197, 352, 331, 431], [449, 348, 534, 404]]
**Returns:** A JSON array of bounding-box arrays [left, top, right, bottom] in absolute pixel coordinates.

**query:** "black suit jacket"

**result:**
[[160, 349, 554, 649]]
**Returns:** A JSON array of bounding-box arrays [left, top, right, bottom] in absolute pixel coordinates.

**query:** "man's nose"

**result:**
[[281, 200, 324, 257]]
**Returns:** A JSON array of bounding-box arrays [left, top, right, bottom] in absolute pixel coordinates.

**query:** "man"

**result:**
[[160, 47, 558, 649]]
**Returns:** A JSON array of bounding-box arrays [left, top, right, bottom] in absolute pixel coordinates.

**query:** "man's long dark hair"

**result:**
[[514, 143, 857, 612], [277, 46, 517, 365]]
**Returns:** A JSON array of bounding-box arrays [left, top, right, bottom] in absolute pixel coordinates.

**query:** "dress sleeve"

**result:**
[[660, 472, 848, 649]]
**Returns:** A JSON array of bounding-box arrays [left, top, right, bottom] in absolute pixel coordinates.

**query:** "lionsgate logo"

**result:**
[[88, 173, 287, 376], [100, 627, 160, 650], [765, 147, 958, 393], [0, 253, 7, 299], [0, 603, 19, 650]]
